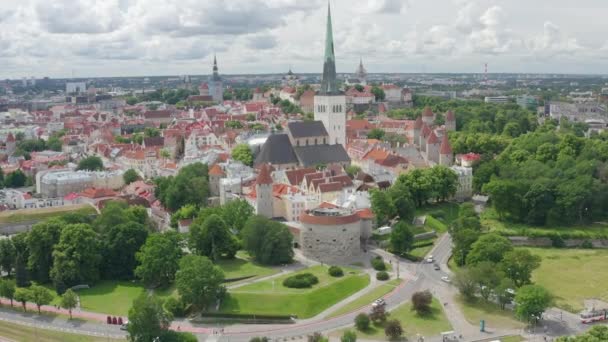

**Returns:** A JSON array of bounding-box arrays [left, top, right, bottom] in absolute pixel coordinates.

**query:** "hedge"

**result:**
[[283, 273, 319, 288], [376, 271, 390, 281], [200, 312, 295, 320], [371, 256, 386, 271], [328, 266, 344, 277]]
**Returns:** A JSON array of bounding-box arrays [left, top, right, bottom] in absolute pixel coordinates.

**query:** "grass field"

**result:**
[[220, 265, 370, 318], [0, 320, 122, 341], [0, 205, 97, 224], [523, 247, 608, 312], [78, 281, 145, 316], [455, 295, 524, 330], [216, 251, 279, 280], [326, 279, 402, 318], [334, 298, 452, 340], [416, 202, 459, 231], [500, 336, 524, 342], [482, 209, 608, 238]]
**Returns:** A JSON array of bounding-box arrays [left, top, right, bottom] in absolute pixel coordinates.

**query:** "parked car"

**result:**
[[120, 321, 129, 331], [433, 263, 440, 270], [372, 298, 386, 307]]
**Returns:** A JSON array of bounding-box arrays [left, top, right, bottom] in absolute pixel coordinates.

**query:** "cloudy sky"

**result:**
[[1, 0, 607, 79]]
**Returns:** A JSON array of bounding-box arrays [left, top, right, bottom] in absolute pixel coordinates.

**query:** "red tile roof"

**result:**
[[440, 134, 452, 154], [209, 164, 225, 176], [446, 110, 455, 121], [427, 131, 439, 144], [256, 163, 273, 185]]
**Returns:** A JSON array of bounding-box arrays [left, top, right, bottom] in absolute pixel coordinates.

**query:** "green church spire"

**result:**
[[320, 2, 338, 95]]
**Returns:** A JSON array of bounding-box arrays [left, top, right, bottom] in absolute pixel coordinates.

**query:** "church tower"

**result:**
[[209, 55, 223, 102], [314, 3, 346, 147], [255, 164, 274, 219]]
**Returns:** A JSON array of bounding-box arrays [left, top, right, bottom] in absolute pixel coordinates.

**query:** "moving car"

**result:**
[[120, 321, 129, 331], [372, 298, 386, 307], [426, 255, 434, 263], [433, 263, 440, 270], [441, 276, 451, 283]]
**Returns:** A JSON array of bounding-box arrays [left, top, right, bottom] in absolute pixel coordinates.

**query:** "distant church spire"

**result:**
[[320, 2, 338, 95], [212, 54, 221, 81]]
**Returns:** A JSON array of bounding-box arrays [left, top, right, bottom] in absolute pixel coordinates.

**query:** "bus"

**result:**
[[580, 309, 608, 323]]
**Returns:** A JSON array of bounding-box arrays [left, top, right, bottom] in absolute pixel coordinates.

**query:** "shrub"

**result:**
[[371, 256, 386, 271], [581, 240, 594, 249], [354, 313, 370, 331], [341, 330, 357, 342], [283, 273, 319, 288], [411, 290, 433, 315], [384, 319, 403, 339], [250, 338, 270, 342], [164, 297, 186, 317], [376, 271, 389, 281], [328, 266, 344, 277]]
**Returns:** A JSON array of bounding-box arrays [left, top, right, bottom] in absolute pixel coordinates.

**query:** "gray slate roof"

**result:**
[[254, 134, 298, 166], [288, 121, 328, 138], [293, 144, 351, 167]]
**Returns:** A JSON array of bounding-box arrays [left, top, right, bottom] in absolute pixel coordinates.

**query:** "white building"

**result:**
[[451, 165, 473, 201]]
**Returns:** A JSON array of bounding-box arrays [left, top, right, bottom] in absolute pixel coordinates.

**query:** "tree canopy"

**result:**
[[155, 162, 210, 212], [76, 156, 104, 171], [242, 216, 293, 265], [135, 232, 184, 287], [231, 144, 254, 166], [175, 255, 225, 310]]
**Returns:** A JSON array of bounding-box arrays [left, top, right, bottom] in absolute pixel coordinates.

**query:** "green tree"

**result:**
[[0, 238, 15, 276], [499, 249, 541, 287], [60, 289, 78, 319], [27, 219, 63, 283], [341, 330, 357, 342], [454, 268, 477, 302], [466, 233, 513, 265], [495, 278, 516, 309], [15, 253, 28, 287], [50, 224, 102, 289], [175, 255, 225, 311], [135, 232, 183, 287], [123, 169, 140, 185], [76, 156, 104, 171], [384, 319, 403, 339], [469, 261, 504, 301], [390, 222, 414, 255], [451, 228, 481, 267], [411, 290, 433, 315], [371, 86, 385, 101], [14, 287, 30, 312], [399, 169, 434, 207], [4, 170, 27, 188], [354, 313, 370, 331], [127, 294, 172, 342], [367, 128, 385, 140], [47, 136, 63, 151], [345, 165, 361, 178], [0, 279, 16, 307], [30, 285, 53, 314], [557, 325, 608, 342], [155, 163, 210, 211], [388, 182, 416, 222], [189, 214, 238, 261], [241, 216, 293, 265], [102, 222, 149, 280], [232, 144, 254, 166], [220, 199, 254, 233], [514, 285, 552, 323], [429, 165, 459, 201], [370, 189, 396, 226]]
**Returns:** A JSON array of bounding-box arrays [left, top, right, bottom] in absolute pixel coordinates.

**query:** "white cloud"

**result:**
[[0, 0, 607, 77]]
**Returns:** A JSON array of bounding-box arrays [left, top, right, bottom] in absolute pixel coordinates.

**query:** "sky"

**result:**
[[1, 0, 608, 79]]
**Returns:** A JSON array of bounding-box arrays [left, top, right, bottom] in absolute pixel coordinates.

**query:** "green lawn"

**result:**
[[334, 298, 452, 340], [216, 251, 279, 280], [220, 265, 370, 318], [234, 265, 359, 294], [77, 281, 145, 316], [523, 247, 608, 312], [416, 202, 459, 230], [0, 205, 97, 224], [455, 295, 524, 330], [482, 208, 608, 238], [500, 336, 524, 342], [327, 279, 402, 318], [0, 320, 122, 341]]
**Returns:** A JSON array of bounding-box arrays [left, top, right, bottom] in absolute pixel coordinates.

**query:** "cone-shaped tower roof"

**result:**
[[319, 2, 339, 95]]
